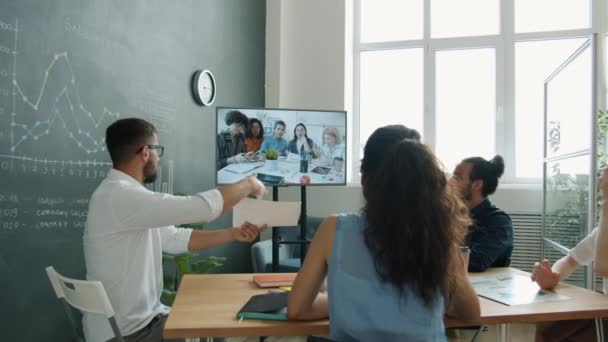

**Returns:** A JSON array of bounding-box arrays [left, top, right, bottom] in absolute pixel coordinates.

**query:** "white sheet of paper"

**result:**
[[470, 273, 569, 305], [232, 198, 301, 227]]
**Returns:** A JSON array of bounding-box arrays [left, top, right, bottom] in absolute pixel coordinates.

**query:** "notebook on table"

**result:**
[[236, 291, 288, 321], [253, 274, 296, 288]]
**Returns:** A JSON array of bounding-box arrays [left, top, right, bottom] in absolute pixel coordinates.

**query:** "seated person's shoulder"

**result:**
[[489, 207, 512, 225], [481, 202, 512, 223], [320, 215, 338, 231]]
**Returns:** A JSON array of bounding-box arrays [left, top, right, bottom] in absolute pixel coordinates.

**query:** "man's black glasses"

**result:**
[[136, 144, 165, 157]]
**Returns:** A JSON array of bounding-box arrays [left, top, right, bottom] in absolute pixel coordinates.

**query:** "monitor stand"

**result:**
[[271, 185, 309, 272]]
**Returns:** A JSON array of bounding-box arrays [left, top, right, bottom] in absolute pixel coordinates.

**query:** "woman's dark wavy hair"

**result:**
[[463, 155, 505, 197], [361, 126, 470, 308], [246, 118, 264, 139]]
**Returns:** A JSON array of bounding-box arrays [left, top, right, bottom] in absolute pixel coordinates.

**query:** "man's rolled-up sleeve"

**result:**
[[160, 226, 193, 254]]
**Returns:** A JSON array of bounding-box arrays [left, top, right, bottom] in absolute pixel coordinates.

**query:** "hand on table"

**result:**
[[531, 259, 560, 290]]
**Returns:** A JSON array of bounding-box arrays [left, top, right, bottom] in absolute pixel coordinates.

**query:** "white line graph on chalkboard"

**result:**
[[0, 17, 174, 191], [5, 18, 121, 156]]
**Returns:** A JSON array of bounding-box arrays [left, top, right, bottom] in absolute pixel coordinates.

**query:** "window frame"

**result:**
[[352, 0, 606, 185]]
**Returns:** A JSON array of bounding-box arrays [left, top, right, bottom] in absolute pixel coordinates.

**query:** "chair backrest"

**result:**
[[45, 266, 115, 318], [46, 266, 124, 341]]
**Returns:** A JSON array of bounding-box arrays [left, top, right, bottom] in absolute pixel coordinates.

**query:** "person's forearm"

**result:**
[[217, 178, 253, 215], [446, 271, 481, 321], [288, 293, 329, 320], [553, 255, 580, 281], [595, 203, 608, 276], [187, 229, 234, 251]]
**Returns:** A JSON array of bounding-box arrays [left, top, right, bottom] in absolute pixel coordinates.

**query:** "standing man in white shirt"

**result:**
[[531, 169, 608, 341], [83, 118, 267, 342]]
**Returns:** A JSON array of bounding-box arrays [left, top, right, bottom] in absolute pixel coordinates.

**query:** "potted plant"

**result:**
[[263, 149, 280, 171]]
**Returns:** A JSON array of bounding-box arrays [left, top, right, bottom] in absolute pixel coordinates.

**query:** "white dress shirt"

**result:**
[[82, 169, 223, 342], [569, 227, 608, 293]]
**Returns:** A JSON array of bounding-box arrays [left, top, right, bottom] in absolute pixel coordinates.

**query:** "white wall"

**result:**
[[266, 0, 346, 110], [264, 0, 542, 223]]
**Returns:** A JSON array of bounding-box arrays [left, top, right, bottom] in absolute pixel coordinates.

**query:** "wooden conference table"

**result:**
[[164, 268, 608, 340]]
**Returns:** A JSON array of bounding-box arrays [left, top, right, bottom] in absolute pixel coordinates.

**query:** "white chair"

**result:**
[[46, 266, 124, 342]]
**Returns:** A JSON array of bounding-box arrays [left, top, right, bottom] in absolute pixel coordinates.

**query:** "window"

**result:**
[[431, 0, 500, 38], [436, 48, 496, 170], [355, 0, 606, 183], [515, 0, 591, 33], [360, 0, 423, 42], [359, 49, 423, 154], [545, 46, 593, 157], [515, 38, 587, 178]]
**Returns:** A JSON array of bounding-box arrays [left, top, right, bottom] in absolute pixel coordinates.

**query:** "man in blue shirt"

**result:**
[[259, 120, 287, 155], [451, 155, 513, 272]]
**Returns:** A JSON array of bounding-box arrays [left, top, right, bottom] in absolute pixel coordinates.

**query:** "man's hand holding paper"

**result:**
[[232, 221, 268, 242]]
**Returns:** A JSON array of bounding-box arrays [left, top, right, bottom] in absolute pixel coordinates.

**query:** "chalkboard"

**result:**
[[0, 1, 265, 340]]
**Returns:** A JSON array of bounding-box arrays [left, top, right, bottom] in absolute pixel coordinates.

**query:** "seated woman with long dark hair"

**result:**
[[287, 125, 480, 341], [286, 123, 317, 157]]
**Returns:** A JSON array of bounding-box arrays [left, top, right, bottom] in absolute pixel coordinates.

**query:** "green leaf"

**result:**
[[263, 149, 279, 160], [191, 256, 226, 274], [163, 274, 175, 291], [161, 289, 176, 305], [174, 253, 193, 275]]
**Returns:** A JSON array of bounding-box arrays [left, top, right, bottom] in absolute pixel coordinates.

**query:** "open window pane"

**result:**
[[431, 0, 499, 38], [545, 44, 593, 158], [515, 38, 587, 178], [359, 49, 423, 155], [515, 0, 590, 33], [436, 48, 496, 170], [360, 0, 423, 43], [544, 154, 590, 249]]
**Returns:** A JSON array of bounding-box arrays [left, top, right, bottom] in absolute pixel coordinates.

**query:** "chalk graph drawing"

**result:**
[[0, 18, 119, 167], [0, 18, 173, 191]]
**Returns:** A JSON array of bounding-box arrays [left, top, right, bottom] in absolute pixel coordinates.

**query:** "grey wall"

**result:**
[[0, 1, 265, 340]]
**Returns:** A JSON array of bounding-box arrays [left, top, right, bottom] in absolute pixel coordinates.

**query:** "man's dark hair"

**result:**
[[360, 124, 421, 178], [274, 120, 286, 129], [106, 118, 157, 166], [463, 155, 505, 197], [225, 110, 249, 128], [362, 127, 469, 308]]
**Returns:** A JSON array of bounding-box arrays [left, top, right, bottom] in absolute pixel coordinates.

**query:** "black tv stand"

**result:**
[[271, 185, 310, 272]]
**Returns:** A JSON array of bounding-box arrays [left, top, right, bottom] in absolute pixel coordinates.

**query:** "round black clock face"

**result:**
[[193, 69, 216, 106]]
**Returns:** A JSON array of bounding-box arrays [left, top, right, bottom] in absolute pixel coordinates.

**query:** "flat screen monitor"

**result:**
[[216, 107, 347, 186]]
